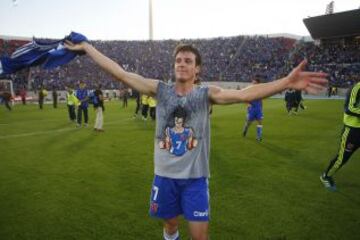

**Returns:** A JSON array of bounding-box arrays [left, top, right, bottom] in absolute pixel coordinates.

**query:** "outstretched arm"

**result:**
[[65, 41, 158, 96], [209, 60, 328, 104]]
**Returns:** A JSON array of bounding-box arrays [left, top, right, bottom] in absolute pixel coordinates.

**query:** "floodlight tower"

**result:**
[[325, 1, 334, 14], [149, 0, 154, 40]]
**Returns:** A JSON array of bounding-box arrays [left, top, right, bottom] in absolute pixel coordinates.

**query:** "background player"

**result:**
[[294, 90, 306, 113], [243, 76, 263, 141], [320, 79, 360, 191], [76, 81, 89, 127], [93, 84, 105, 132], [284, 89, 297, 114]]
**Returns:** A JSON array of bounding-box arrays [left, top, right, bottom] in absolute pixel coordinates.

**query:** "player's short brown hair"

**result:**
[[174, 44, 202, 67]]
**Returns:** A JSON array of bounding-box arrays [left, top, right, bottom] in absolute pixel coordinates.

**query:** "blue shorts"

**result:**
[[247, 109, 263, 121], [149, 175, 210, 221]]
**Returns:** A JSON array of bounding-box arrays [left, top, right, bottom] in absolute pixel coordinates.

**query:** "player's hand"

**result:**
[[285, 59, 328, 94], [64, 40, 88, 52]]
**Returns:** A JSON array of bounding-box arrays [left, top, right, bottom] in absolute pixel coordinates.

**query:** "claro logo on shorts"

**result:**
[[193, 210, 208, 217]]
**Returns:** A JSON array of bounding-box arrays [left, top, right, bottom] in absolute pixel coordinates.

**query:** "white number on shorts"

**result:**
[[152, 186, 159, 201]]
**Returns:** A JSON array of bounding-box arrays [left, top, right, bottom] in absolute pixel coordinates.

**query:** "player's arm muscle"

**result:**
[[66, 41, 158, 96], [208, 79, 287, 105]]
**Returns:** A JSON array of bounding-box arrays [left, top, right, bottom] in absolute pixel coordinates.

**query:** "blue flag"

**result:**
[[0, 32, 87, 75]]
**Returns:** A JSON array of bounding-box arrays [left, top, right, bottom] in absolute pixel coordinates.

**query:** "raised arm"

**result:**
[[209, 60, 328, 104], [64, 41, 158, 96]]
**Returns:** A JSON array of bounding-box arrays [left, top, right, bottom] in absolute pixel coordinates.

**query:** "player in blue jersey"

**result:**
[[65, 40, 327, 240], [75, 81, 89, 127], [243, 76, 263, 141]]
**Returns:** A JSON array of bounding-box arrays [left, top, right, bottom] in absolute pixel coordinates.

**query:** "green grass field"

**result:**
[[0, 99, 359, 240]]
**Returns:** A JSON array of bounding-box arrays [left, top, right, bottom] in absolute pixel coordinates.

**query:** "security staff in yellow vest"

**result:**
[[321, 80, 360, 191], [148, 96, 157, 120], [66, 88, 79, 122]]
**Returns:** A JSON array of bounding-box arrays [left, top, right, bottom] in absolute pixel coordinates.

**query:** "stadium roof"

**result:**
[[0, 35, 31, 41], [303, 9, 360, 40]]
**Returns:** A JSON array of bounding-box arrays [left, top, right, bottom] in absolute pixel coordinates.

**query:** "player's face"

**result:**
[[174, 51, 200, 83], [175, 117, 184, 127]]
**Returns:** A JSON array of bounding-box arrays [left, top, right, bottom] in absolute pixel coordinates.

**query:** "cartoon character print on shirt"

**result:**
[[159, 106, 198, 156]]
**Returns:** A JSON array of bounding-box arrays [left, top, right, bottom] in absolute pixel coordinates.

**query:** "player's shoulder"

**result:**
[[207, 85, 222, 98], [353, 82, 360, 90], [157, 81, 174, 98], [168, 127, 175, 134], [183, 127, 191, 134]]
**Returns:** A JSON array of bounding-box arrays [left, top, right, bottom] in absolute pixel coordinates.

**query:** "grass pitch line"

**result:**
[[0, 118, 133, 139], [0, 127, 77, 139], [0, 118, 64, 126]]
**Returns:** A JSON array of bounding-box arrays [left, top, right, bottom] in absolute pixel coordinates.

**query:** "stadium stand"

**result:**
[[1, 10, 359, 92]]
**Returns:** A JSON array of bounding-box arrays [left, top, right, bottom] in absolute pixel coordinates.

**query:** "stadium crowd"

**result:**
[[1, 35, 359, 92], [291, 41, 360, 87]]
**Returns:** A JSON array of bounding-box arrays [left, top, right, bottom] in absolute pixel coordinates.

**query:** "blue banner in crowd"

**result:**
[[0, 32, 87, 75]]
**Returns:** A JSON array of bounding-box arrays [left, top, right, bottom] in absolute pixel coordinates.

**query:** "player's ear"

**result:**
[[195, 66, 200, 75]]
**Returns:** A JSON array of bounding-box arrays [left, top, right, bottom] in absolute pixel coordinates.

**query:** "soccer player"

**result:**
[[243, 76, 263, 141], [320, 79, 360, 191], [76, 81, 89, 127], [65, 40, 327, 240], [93, 84, 105, 132], [294, 90, 306, 113], [284, 89, 297, 114]]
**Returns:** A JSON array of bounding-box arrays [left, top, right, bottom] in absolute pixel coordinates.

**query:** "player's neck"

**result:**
[[174, 126, 184, 132], [175, 79, 195, 96]]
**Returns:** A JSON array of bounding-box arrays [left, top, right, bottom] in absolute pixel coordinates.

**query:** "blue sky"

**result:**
[[0, 0, 358, 40]]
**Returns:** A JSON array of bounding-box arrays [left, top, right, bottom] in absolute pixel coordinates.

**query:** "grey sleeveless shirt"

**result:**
[[154, 81, 210, 179]]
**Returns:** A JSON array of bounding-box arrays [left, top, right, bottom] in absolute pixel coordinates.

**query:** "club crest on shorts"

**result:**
[[150, 202, 158, 213]]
